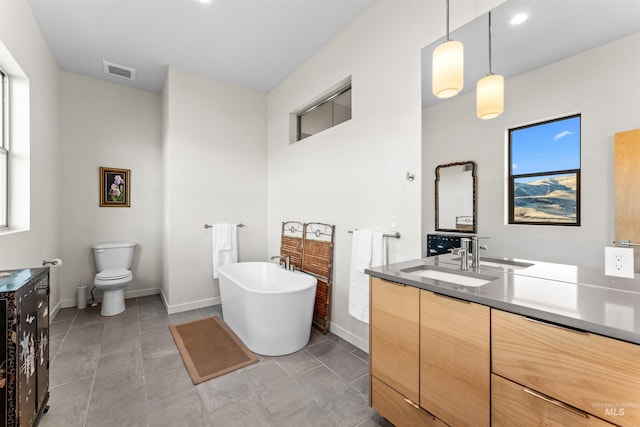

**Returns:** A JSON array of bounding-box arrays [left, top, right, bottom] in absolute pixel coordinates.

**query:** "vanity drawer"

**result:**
[[371, 377, 446, 427], [492, 374, 615, 427], [492, 309, 640, 427]]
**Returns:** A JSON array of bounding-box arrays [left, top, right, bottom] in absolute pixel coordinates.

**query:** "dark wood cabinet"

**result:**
[[1, 268, 50, 427]]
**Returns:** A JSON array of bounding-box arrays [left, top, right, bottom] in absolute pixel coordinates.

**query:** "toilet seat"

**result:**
[[94, 269, 132, 288], [96, 269, 132, 281]]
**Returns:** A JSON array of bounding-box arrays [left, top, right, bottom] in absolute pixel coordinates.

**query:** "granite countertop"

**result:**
[[365, 253, 640, 345]]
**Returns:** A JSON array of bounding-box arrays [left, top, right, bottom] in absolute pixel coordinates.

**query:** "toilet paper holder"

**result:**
[[42, 259, 61, 267]]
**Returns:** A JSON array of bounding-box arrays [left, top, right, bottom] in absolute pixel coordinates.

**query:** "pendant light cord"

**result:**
[[446, 0, 451, 41], [488, 12, 493, 75]]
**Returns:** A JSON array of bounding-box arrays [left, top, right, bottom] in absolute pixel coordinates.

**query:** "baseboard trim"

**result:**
[[164, 296, 221, 314], [59, 287, 161, 310], [50, 300, 63, 321], [60, 298, 78, 309], [329, 322, 369, 353], [160, 289, 169, 312]]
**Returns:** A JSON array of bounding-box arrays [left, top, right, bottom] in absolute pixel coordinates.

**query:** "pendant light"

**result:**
[[432, 0, 464, 98], [476, 12, 504, 119]]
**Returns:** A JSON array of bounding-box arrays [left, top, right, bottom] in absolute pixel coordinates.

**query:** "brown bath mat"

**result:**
[[169, 316, 258, 384]]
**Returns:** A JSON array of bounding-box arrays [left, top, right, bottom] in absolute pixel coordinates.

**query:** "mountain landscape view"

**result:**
[[513, 174, 577, 223]]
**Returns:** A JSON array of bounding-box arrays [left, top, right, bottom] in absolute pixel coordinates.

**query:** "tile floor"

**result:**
[[39, 295, 392, 427]]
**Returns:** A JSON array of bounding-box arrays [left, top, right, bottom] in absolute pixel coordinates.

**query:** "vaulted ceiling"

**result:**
[[28, 0, 375, 93]]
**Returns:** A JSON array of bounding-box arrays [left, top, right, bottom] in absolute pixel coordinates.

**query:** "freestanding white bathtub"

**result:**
[[217, 262, 317, 356]]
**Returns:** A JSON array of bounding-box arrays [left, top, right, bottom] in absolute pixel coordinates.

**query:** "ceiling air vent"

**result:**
[[102, 60, 136, 81]]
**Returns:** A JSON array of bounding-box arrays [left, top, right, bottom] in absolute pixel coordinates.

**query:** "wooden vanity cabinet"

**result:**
[[370, 273, 640, 427], [1, 268, 50, 427], [420, 291, 490, 427], [492, 309, 640, 427], [370, 278, 491, 426], [370, 277, 446, 426]]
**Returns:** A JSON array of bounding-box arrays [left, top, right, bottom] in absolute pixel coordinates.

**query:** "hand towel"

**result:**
[[212, 223, 238, 279], [371, 231, 387, 268], [352, 230, 373, 273], [349, 230, 374, 323]]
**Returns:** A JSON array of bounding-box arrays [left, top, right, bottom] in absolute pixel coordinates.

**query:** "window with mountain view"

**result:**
[[509, 114, 581, 225]]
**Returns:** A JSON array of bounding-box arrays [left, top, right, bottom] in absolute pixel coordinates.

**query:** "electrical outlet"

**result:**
[[605, 247, 635, 278]]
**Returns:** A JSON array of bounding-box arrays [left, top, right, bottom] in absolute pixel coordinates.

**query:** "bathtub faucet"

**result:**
[[270, 254, 291, 271]]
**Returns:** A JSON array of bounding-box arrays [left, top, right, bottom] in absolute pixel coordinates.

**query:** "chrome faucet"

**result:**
[[450, 238, 470, 270], [471, 236, 489, 269], [270, 254, 291, 271], [459, 238, 470, 270]]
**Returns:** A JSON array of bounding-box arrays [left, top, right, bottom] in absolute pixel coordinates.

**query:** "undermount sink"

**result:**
[[400, 265, 498, 287]]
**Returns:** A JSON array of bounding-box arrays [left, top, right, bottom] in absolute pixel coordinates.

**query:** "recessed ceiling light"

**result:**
[[510, 12, 529, 26], [199, 0, 212, 3]]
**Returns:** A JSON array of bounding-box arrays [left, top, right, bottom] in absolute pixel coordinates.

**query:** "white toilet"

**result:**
[[92, 242, 136, 316]]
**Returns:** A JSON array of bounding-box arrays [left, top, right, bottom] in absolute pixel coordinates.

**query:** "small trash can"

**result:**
[[77, 285, 87, 309]]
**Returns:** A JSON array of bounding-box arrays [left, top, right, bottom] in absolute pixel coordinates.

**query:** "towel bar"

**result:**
[[204, 223, 245, 229], [348, 229, 401, 239]]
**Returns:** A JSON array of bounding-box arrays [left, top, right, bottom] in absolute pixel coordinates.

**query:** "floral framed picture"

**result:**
[[99, 167, 130, 207]]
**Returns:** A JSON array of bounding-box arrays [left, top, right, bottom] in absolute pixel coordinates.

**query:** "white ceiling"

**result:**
[[27, 0, 375, 93], [26, 0, 640, 97], [422, 0, 640, 107]]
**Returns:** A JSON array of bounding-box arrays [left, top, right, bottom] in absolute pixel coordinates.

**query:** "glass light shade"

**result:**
[[432, 40, 464, 98], [476, 74, 504, 119]]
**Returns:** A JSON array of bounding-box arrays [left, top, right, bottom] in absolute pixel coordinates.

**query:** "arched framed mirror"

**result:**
[[435, 161, 477, 233]]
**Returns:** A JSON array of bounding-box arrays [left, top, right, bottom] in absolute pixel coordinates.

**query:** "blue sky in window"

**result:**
[[511, 116, 580, 176]]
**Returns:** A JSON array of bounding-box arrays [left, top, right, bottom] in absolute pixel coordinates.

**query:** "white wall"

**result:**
[[0, 0, 62, 311], [162, 67, 268, 313], [59, 72, 163, 307], [423, 33, 640, 267], [267, 0, 501, 351]]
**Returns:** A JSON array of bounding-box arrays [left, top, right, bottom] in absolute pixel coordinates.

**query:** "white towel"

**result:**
[[212, 223, 238, 279], [371, 231, 387, 268], [352, 230, 373, 273], [349, 230, 387, 323]]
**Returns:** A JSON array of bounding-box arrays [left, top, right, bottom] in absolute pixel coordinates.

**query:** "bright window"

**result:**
[[0, 69, 7, 228], [0, 41, 30, 234], [508, 114, 581, 225]]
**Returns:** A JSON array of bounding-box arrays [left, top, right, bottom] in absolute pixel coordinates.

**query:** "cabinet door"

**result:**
[[420, 291, 490, 427], [17, 286, 38, 427], [36, 276, 49, 411], [615, 128, 640, 271], [370, 277, 420, 403]]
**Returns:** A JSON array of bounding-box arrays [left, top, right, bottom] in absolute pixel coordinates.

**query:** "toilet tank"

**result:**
[[92, 242, 136, 271]]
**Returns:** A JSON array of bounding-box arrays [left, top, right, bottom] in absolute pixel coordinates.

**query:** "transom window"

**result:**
[[508, 114, 581, 226], [296, 84, 351, 142]]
